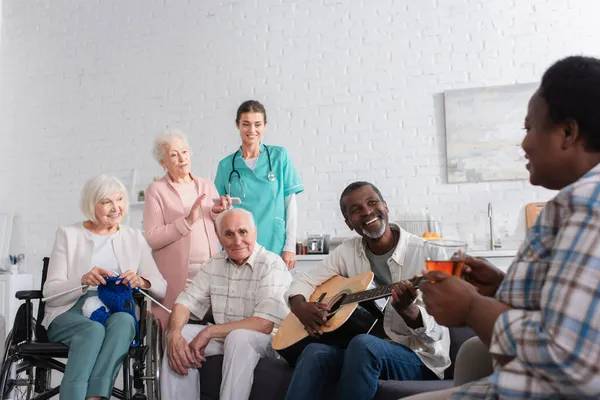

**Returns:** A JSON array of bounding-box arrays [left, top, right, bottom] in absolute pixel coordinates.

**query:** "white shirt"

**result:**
[[244, 157, 259, 170], [176, 245, 292, 332], [89, 231, 121, 280], [285, 224, 451, 379]]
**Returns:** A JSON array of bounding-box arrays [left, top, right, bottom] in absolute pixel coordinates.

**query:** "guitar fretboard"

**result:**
[[340, 276, 423, 306]]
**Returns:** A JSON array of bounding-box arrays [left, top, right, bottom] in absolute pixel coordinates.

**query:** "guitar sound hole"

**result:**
[[326, 293, 348, 319]]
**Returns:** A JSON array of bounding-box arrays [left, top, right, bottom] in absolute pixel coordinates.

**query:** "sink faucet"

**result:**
[[488, 203, 502, 251]]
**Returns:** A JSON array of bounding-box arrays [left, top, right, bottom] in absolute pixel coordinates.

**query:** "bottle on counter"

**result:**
[[296, 242, 303, 255]]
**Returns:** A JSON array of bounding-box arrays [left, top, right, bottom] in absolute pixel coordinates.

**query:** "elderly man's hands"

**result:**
[[188, 328, 212, 364], [419, 271, 479, 327], [290, 295, 331, 337], [390, 278, 418, 315], [167, 330, 202, 376]]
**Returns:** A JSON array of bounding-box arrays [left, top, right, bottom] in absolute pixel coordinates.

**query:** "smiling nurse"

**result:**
[[214, 100, 304, 269]]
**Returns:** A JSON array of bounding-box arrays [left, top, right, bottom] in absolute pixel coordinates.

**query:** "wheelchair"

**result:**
[[0, 257, 163, 400]]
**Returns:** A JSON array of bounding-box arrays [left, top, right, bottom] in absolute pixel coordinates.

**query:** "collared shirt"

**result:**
[[454, 163, 600, 399], [286, 224, 451, 379], [175, 245, 292, 330]]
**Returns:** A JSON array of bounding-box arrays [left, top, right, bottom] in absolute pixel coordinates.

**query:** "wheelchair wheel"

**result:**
[[144, 313, 163, 400], [1, 330, 12, 367], [0, 356, 35, 400]]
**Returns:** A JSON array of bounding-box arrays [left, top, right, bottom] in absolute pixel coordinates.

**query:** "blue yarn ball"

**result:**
[[89, 306, 111, 325], [98, 278, 134, 313], [96, 277, 140, 347]]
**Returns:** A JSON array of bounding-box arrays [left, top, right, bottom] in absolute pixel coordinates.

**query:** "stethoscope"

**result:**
[[228, 144, 276, 199]]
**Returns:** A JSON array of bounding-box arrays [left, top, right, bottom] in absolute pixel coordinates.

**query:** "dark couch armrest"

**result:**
[[15, 290, 43, 300]]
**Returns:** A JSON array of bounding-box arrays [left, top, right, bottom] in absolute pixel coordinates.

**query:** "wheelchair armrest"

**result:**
[[15, 290, 43, 300], [133, 291, 145, 300]]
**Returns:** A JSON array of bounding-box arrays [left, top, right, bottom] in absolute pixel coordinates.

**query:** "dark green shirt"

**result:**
[[365, 245, 395, 286]]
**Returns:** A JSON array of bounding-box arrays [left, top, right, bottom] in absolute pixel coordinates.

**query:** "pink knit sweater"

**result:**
[[143, 173, 221, 326]]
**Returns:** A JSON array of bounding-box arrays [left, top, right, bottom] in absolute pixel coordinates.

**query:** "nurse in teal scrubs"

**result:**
[[214, 100, 304, 269]]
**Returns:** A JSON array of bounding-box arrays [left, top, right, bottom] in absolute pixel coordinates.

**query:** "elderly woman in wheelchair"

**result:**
[[40, 174, 167, 400]]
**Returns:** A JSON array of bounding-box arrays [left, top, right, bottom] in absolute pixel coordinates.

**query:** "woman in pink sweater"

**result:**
[[144, 129, 231, 326]]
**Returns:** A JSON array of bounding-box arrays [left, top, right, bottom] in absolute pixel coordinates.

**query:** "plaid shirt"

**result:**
[[454, 164, 600, 399], [175, 245, 292, 330]]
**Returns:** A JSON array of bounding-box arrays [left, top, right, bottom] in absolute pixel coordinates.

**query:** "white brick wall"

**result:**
[[1, 0, 599, 275]]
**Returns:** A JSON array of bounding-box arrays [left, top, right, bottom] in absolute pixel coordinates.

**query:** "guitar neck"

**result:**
[[341, 276, 423, 306]]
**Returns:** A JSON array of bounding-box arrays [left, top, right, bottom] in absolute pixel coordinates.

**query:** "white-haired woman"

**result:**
[[144, 129, 230, 327], [43, 174, 167, 400]]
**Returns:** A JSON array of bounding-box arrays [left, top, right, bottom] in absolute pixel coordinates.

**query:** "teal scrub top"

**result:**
[[214, 144, 304, 255]]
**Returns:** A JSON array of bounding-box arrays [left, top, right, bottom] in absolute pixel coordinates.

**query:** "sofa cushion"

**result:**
[[251, 357, 294, 400], [446, 327, 477, 379], [375, 379, 453, 399], [201, 356, 292, 400], [200, 327, 476, 399], [200, 356, 453, 400]]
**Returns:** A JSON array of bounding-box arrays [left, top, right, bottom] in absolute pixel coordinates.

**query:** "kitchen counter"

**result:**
[[297, 249, 516, 262], [296, 254, 329, 261], [467, 250, 517, 258], [295, 249, 516, 272]]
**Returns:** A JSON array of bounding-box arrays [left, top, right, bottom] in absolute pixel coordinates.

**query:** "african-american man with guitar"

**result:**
[[281, 182, 450, 400]]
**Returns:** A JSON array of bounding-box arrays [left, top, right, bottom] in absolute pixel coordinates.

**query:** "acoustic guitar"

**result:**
[[272, 271, 423, 365]]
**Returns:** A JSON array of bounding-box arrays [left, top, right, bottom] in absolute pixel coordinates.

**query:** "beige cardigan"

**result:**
[[42, 223, 167, 328]]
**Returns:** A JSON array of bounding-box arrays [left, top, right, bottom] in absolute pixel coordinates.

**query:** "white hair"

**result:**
[[80, 174, 129, 224], [151, 129, 192, 164], [215, 208, 256, 236]]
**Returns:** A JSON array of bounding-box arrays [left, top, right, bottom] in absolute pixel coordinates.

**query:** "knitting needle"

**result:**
[[109, 269, 172, 313], [42, 270, 121, 302], [42, 285, 90, 302], [41, 271, 172, 314], [42, 269, 120, 302], [136, 289, 172, 314]]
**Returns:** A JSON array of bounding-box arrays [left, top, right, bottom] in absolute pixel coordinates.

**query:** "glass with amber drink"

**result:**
[[424, 240, 468, 277]]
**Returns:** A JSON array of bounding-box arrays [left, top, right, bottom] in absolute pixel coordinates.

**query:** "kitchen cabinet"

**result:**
[[0, 273, 35, 335]]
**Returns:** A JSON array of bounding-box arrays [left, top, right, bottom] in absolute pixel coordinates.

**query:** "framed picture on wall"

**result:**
[[444, 82, 538, 183]]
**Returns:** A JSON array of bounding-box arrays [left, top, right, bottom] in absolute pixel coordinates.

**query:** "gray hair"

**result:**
[[151, 129, 191, 163], [80, 174, 129, 224], [215, 208, 256, 236]]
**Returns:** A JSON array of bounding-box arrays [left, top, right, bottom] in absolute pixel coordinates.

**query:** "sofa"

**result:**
[[200, 327, 476, 400]]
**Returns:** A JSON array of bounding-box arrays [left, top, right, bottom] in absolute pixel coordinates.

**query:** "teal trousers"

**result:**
[[47, 292, 136, 399]]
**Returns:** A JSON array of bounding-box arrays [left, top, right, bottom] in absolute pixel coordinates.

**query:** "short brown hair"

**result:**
[[236, 100, 267, 124]]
